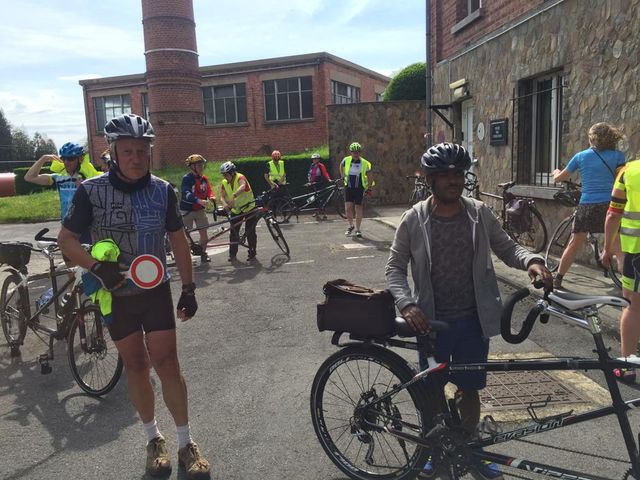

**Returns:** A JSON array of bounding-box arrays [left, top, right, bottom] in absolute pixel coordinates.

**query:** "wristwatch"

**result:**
[[182, 282, 196, 294]]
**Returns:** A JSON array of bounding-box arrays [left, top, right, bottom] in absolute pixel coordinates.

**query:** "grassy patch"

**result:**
[[0, 146, 328, 224]]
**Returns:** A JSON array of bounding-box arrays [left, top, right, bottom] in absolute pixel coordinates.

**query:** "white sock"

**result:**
[[144, 418, 163, 443], [177, 424, 193, 449]]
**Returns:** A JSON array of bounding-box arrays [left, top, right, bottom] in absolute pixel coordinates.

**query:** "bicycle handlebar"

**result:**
[[500, 281, 548, 344], [35, 228, 58, 243]]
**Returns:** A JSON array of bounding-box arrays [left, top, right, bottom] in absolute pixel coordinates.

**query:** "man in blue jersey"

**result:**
[[58, 114, 210, 479]]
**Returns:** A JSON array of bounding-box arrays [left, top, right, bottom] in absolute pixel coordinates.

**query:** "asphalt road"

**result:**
[[0, 215, 639, 479]]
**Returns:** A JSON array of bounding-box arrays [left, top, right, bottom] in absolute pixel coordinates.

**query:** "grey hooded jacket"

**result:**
[[385, 196, 543, 338]]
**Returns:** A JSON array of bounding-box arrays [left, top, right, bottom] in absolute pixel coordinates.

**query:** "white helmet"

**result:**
[[219, 161, 236, 174], [311, 153, 321, 160]]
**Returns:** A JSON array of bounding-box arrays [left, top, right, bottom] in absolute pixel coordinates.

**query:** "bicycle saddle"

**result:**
[[498, 180, 516, 189], [549, 289, 629, 310]]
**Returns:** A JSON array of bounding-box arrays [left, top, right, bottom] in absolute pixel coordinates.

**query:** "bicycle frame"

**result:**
[[339, 298, 640, 480], [184, 205, 264, 250], [280, 182, 342, 216]]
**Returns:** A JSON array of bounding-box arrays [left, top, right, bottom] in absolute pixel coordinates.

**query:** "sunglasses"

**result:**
[[62, 157, 80, 162]]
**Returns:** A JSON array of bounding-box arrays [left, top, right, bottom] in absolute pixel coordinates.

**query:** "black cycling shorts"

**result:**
[[108, 281, 176, 341], [344, 187, 365, 205]]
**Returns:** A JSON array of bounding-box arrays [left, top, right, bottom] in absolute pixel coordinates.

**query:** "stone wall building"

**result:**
[[429, 0, 640, 262], [79, 0, 388, 167]]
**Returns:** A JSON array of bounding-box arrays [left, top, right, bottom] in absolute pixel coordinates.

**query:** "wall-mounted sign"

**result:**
[[490, 118, 508, 145]]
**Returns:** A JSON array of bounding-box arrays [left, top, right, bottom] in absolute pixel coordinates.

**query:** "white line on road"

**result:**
[[286, 260, 315, 265], [343, 243, 375, 249], [346, 255, 376, 260]]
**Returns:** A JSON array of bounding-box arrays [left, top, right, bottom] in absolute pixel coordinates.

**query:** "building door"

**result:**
[[461, 100, 474, 159]]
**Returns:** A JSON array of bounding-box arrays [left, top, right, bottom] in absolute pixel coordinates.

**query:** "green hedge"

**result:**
[[13, 167, 55, 195], [383, 62, 426, 101]]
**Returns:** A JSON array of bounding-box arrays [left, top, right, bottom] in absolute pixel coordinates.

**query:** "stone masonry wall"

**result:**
[[328, 101, 426, 205]]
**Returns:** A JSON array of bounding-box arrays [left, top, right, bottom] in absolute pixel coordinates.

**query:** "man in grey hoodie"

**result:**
[[385, 142, 552, 478]]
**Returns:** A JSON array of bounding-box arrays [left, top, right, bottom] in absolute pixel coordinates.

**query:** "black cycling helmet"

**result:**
[[421, 142, 471, 175], [104, 114, 155, 145]]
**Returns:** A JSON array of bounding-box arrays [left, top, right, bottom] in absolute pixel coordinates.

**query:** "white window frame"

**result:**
[[94, 95, 131, 133], [263, 76, 313, 122], [331, 80, 360, 104], [203, 83, 247, 125]]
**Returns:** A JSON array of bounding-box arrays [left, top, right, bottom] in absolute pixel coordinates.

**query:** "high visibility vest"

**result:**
[[343, 156, 372, 189], [51, 153, 100, 179], [267, 160, 286, 183], [618, 162, 640, 253], [222, 173, 255, 215]]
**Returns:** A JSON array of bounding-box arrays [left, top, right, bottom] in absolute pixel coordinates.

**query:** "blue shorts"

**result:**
[[418, 313, 489, 391]]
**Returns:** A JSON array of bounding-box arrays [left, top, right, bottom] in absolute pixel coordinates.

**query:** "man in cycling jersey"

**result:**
[[57, 114, 210, 479], [386, 142, 551, 479], [180, 154, 216, 264]]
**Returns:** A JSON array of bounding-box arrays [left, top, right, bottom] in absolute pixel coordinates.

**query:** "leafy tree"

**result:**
[[0, 109, 13, 163], [12, 128, 33, 162], [33, 132, 57, 159], [383, 62, 426, 101]]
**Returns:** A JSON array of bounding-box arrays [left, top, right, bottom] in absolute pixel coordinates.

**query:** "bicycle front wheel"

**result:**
[[508, 205, 548, 254], [265, 215, 290, 256], [545, 216, 573, 272], [67, 305, 123, 396], [1, 272, 29, 352], [332, 188, 347, 218], [310, 345, 433, 480], [271, 198, 295, 224]]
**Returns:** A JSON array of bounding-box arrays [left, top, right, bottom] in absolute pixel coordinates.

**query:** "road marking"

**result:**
[[343, 243, 374, 250], [346, 255, 376, 260], [287, 260, 315, 265]]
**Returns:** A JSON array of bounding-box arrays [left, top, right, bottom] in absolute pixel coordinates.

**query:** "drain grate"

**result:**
[[480, 370, 587, 410]]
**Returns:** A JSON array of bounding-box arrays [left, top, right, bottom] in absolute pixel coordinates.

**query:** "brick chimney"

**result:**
[[141, 0, 206, 167]]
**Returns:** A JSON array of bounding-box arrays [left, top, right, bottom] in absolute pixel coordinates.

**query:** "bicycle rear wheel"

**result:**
[[545, 216, 573, 272], [310, 345, 433, 480], [332, 188, 347, 218], [265, 215, 290, 256], [271, 198, 295, 224], [1, 272, 29, 354], [67, 305, 123, 396], [507, 205, 548, 254]]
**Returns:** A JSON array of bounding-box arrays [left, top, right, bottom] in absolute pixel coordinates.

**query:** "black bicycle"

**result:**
[[545, 181, 622, 289], [0, 229, 123, 396], [466, 172, 548, 253], [407, 175, 430, 207], [311, 283, 640, 479], [268, 179, 346, 224]]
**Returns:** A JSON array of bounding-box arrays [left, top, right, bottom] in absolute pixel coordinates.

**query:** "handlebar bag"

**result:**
[[0, 242, 32, 269], [317, 279, 396, 337]]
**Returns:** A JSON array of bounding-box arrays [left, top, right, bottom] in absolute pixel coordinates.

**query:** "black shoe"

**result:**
[[228, 255, 236, 262], [200, 253, 210, 263], [247, 251, 257, 261]]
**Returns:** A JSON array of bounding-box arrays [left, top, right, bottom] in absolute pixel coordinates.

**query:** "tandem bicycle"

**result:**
[[310, 282, 640, 479], [267, 179, 346, 224]]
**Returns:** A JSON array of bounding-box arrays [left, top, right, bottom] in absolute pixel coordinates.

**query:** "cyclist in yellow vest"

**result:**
[[340, 142, 374, 238], [264, 150, 287, 189], [603, 161, 640, 383], [219, 161, 257, 262]]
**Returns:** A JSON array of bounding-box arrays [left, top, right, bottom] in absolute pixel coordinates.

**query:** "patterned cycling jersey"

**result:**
[[52, 173, 83, 220]]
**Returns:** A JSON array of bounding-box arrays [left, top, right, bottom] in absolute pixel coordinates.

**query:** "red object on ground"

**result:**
[[0, 173, 16, 197]]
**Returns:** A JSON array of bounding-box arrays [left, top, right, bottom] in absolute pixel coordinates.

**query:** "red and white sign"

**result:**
[[127, 254, 164, 289]]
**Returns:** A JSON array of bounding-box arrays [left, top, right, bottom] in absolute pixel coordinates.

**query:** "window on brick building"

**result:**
[[452, 0, 482, 33], [515, 72, 564, 186], [264, 76, 313, 121], [141, 92, 149, 120], [203, 83, 247, 125], [331, 81, 360, 104], [375, 92, 385, 102], [94, 95, 131, 133]]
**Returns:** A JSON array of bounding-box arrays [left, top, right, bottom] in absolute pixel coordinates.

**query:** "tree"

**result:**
[[0, 109, 13, 164], [33, 132, 57, 159], [383, 62, 426, 101], [12, 127, 33, 162]]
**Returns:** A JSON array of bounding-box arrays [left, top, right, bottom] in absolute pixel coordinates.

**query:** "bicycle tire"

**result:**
[[506, 205, 548, 254], [1, 272, 29, 351], [310, 345, 433, 480], [271, 198, 295, 224], [265, 215, 290, 256], [333, 188, 346, 218], [545, 216, 573, 272], [607, 254, 623, 290], [67, 305, 123, 396]]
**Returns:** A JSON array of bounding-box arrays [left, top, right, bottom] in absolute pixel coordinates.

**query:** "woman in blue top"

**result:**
[[552, 122, 625, 288]]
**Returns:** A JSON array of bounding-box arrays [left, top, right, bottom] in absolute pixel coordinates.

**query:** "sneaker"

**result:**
[[614, 367, 636, 384], [355, 230, 362, 238], [345, 226, 355, 236], [471, 459, 503, 480], [146, 437, 171, 477], [200, 253, 210, 263], [553, 273, 563, 289], [178, 442, 210, 479]]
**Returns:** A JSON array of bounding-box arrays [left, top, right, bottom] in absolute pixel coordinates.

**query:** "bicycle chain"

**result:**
[[513, 437, 629, 464]]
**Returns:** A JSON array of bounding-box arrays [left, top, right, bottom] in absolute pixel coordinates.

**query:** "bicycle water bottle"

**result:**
[[308, 194, 316, 204], [35, 287, 54, 313]]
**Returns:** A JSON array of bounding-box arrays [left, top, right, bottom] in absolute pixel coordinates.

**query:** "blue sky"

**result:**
[[0, 0, 426, 150]]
